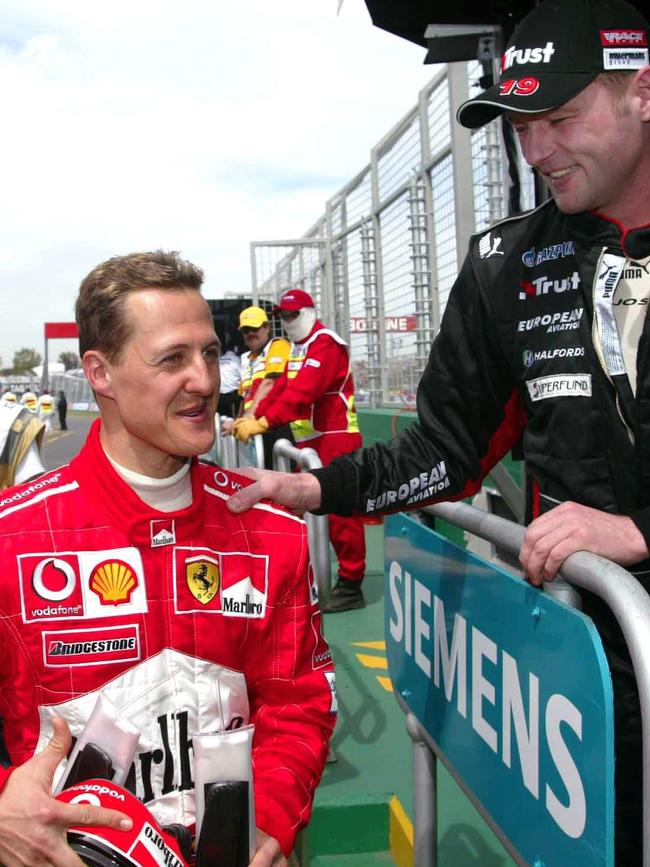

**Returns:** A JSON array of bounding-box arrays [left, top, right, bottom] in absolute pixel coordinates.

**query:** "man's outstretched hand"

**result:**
[[227, 467, 322, 515], [0, 716, 132, 866], [520, 501, 648, 585]]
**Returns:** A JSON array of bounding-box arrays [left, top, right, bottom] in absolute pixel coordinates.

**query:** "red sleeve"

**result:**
[[257, 336, 347, 428], [245, 524, 336, 855], [0, 767, 13, 791]]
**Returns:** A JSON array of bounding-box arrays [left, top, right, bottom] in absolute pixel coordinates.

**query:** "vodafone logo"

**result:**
[[32, 558, 76, 601]]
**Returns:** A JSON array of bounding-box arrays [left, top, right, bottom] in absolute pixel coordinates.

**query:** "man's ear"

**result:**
[[82, 350, 114, 398], [636, 66, 650, 122]]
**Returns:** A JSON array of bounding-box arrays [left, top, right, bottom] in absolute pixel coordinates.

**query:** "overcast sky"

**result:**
[[0, 0, 435, 366]]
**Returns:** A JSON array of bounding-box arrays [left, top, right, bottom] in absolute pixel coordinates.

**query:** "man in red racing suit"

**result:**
[[0, 251, 335, 867]]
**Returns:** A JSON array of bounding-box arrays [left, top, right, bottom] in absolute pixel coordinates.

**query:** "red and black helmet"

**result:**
[[56, 779, 189, 867]]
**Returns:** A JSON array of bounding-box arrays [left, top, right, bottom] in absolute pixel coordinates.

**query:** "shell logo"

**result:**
[[89, 559, 138, 606]]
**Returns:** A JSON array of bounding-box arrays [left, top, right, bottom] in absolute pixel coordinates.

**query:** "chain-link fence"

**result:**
[[251, 60, 535, 407]]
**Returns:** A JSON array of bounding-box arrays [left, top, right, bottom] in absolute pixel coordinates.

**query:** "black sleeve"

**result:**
[[310, 252, 524, 517]]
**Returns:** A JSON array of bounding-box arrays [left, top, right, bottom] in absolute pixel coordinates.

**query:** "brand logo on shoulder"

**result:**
[[478, 232, 504, 259], [0, 473, 63, 509], [19, 548, 147, 623], [151, 519, 175, 548], [526, 374, 592, 401], [43, 624, 141, 667]]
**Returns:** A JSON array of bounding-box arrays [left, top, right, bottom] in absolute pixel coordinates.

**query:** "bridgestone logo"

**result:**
[[48, 637, 137, 656], [526, 374, 592, 401]]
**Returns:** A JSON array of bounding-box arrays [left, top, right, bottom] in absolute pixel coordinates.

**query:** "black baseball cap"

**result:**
[[457, 0, 649, 129]]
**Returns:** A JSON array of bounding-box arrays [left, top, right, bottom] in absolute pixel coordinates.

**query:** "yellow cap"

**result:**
[[239, 306, 268, 329]]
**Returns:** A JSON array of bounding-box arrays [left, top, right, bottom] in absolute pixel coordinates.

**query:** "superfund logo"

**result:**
[[502, 41, 555, 70], [519, 271, 580, 300], [527, 374, 592, 401]]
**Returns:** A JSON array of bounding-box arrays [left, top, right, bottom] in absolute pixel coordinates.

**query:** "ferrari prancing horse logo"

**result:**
[[186, 557, 220, 604]]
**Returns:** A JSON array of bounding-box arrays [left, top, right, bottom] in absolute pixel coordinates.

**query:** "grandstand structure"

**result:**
[[250, 59, 535, 408]]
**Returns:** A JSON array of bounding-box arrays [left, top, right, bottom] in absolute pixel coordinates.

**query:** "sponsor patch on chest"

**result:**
[[43, 624, 141, 667], [173, 547, 268, 617], [526, 373, 592, 401], [18, 548, 148, 623]]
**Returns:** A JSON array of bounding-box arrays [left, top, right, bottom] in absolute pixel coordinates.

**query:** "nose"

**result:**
[[519, 122, 554, 170], [188, 352, 219, 397]]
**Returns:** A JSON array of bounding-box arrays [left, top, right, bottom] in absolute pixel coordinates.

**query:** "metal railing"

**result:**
[[399, 500, 650, 867]]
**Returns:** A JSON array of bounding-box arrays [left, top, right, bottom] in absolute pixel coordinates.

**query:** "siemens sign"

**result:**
[[385, 514, 614, 866]]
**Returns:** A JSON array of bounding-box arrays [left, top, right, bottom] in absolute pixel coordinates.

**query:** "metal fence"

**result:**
[[251, 60, 535, 408]]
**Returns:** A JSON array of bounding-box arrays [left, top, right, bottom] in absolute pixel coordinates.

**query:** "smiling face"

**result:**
[[85, 287, 220, 477], [508, 71, 650, 225]]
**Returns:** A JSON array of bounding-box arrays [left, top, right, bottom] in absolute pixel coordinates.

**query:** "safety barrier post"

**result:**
[[272, 438, 332, 601], [406, 713, 437, 867]]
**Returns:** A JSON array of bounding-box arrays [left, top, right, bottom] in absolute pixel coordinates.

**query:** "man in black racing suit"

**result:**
[[228, 0, 650, 863]]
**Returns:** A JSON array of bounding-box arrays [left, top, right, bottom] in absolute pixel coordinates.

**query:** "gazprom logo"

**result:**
[[522, 241, 575, 268]]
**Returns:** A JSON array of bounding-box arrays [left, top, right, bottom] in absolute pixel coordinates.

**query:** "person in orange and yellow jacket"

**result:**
[[234, 289, 366, 613], [225, 306, 293, 469]]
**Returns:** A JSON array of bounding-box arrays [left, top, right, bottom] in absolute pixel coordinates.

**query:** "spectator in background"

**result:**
[[36, 390, 54, 432], [234, 289, 367, 613], [228, 305, 293, 468], [20, 390, 38, 412], [1, 392, 17, 405], [217, 332, 241, 418], [57, 390, 68, 430]]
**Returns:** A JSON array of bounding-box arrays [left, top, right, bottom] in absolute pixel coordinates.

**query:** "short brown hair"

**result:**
[[76, 250, 204, 362]]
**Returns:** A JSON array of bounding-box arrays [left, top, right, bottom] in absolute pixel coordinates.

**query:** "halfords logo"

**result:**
[[502, 41, 555, 70], [601, 29, 647, 46], [526, 374, 592, 401], [522, 241, 574, 268], [519, 272, 580, 300], [518, 307, 583, 333], [522, 347, 584, 368]]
